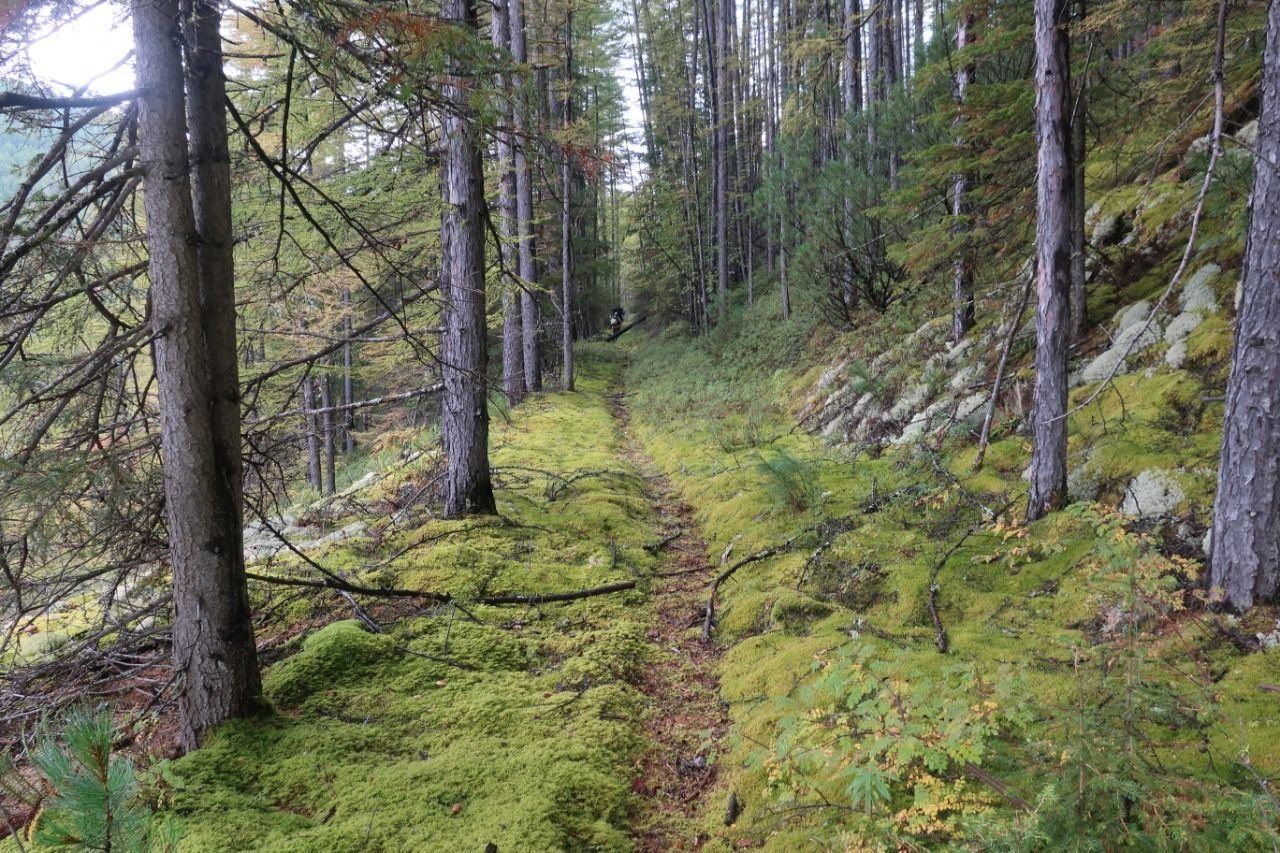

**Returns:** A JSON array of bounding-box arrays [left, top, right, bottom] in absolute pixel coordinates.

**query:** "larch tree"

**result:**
[[560, 10, 576, 392], [134, 0, 262, 750], [493, 0, 525, 405], [440, 0, 498, 516], [1209, 0, 1280, 611], [950, 6, 975, 342], [1026, 0, 1073, 523], [510, 0, 543, 393]]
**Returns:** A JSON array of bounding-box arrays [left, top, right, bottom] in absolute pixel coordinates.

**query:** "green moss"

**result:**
[[153, 351, 660, 851], [264, 620, 398, 709]]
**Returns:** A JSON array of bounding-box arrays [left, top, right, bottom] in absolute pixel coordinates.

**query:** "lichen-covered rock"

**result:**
[[888, 381, 930, 421], [1114, 300, 1151, 333], [1164, 311, 1206, 369], [1068, 463, 1102, 502], [1091, 212, 1124, 246], [1181, 263, 1221, 314], [1236, 119, 1260, 149], [1119, 469, 1185, 518]]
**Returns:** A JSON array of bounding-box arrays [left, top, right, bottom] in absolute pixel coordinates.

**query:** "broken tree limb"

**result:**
[[644, 527, 684, 554], [926, 494, 1023, 654], [702, 533, 805, 642], [0, 90, 139, 110], [963, 762, 1033, 812], [246, 570, 637, 608], [305, 383, 443, 417], [973, 274, 1034, 472], [477, 580, 636, 605]]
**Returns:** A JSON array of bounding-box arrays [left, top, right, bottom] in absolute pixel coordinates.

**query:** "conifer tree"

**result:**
[[1209, 0, 1280, 611], [1026, 0, 1073, 523]]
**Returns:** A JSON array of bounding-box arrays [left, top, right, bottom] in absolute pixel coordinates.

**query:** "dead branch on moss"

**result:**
[[702, 533, 806, 642], [974, 274, 1034, 471], [644, 527, 684, 554], [963, 762, 1033, 811], [477, 580, 637, 605], [245, 570, 636, 608], [926, 494, 1024, 654]]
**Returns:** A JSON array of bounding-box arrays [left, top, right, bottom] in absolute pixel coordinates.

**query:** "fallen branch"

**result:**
[[245, 571, 636, 608], [963, 762, 1033, 812], [926, 494, 1023, 654], [644, 527, 684, 554], [702, 533, 805, 642], [477, 580, 636, 606], [973, 273, 1034, 472]]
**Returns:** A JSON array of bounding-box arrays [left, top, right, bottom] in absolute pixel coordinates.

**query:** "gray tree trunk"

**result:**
[[320, 373, 335, 496], [137, 0, 261, 752], [1069, 0, 1088, 339], [440, 0, 497, 516], [1026, 0, 1073, 522], [302, 364, 322, 490], [509, 0, 542, 393], [714, 0, 730, 323], [492, 0, 524, 405], [951, 10, 975, 341], [341, 288, 355, 454], [1210, 0, 1280, 611], [560, 12, 576, 391]]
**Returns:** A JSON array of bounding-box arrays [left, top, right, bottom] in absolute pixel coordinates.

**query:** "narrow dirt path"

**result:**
[[609, 390, 731, 851]]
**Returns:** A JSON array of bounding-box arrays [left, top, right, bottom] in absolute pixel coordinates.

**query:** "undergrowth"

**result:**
[[622, 200, 1280, 850]]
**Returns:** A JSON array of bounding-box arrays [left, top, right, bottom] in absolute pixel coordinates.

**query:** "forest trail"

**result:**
[[610, 389, 731, 850]]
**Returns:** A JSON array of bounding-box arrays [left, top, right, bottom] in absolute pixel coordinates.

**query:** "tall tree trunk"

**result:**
[[561, 11, 576, 390], [302, 373, 321, 490], [1069, 0, 1088, 339], [1026, 0, 1073, 522], [341, 288, 354, 454], [510, 0, 541, 393], [1210, 0, 1280, 611], [440, 0, 497, 517], [714, 0, 730, 323], [137, 0, 261, 752], [951, 9, 975, 341], [843, 0, 861, 314], [493, 0, 524, 404], [320, 372, 335, 496]]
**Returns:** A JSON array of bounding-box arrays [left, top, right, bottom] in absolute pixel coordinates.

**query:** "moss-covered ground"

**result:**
[[620, 265, 1280, 848], [125, 348, 679, 852]]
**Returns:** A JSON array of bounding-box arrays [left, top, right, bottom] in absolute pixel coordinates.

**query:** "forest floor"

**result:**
[[611, 388, 732, 851]]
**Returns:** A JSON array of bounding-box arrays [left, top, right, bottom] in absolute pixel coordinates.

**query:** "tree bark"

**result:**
[[1210, 0, 1280, 611], [951, 9, 976, 341], [1069, 0, 1088, 339], [320, 372, 335, 496], [440, 0, 497, 517], [560, 11, 576, 391], [341, 287, 355, 453], [509, 0, 542, 394], [1026, 0, 1073, 522], [492, 0, 524, 406], [137, 0, 261, 752], [302, 372, 322, 490]]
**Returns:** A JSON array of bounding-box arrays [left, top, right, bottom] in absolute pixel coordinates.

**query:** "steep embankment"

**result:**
[[622, 195, 1279, 848], [109, 348, 721, 851]]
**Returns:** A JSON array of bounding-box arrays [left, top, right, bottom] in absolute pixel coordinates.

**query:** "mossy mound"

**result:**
[[151, 350, 659, 851]]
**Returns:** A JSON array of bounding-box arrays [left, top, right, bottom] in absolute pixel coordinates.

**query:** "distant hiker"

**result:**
[[609, 307, 625, 336]]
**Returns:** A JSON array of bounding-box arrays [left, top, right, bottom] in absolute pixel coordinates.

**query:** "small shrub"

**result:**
[[756, 448, 824, 514]]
